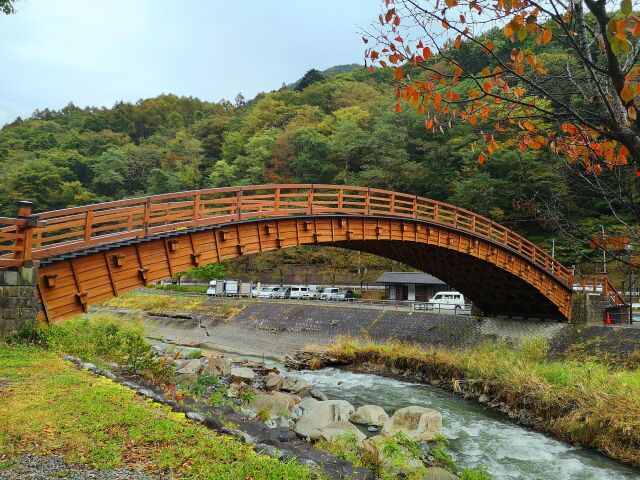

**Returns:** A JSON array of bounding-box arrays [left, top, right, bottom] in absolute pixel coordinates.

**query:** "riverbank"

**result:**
[[0, 344, 314, 479], [287, 337, 640, 468]]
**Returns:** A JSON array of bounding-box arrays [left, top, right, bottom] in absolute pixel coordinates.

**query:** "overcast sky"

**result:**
[[0, 0, 375, 126]]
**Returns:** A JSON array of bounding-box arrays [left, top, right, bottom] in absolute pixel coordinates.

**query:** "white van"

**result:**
[[290, 285, 310, 299], [428, 292, 465, 310], [206, 280, 217, 296]]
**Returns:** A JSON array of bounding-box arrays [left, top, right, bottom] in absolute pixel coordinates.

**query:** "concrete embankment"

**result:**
[[128, 298, 640, 363]]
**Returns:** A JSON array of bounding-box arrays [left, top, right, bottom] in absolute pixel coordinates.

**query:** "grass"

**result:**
[[0, 345, 313, 479], [324, 336, 640, 467], [150, 284, 209, 294], [103, 291, 206, 313]]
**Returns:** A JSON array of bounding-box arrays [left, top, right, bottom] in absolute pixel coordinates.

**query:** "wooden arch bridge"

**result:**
[[0, 184, 624, 323]]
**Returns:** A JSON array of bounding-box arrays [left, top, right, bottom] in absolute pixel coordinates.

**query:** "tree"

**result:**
[[295, 69, 325, 91], [1, 0, 15, 14], [365, 0, 640, 262]]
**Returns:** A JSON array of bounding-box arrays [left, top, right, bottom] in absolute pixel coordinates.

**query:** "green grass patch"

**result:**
[[151, 284, 208, 294], [102, 291, 206, 313], [0, 345, 313, 479]]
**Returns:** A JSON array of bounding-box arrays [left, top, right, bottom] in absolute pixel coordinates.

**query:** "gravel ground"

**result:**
[[0, 455, 160, 480]]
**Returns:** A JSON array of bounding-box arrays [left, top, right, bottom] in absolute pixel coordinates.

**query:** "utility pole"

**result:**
[[625, 243, 634, 324], [600, 225, 607, 274], [551, 239, 555, 260]]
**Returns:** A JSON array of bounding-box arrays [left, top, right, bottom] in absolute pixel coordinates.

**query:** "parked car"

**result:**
[[427, 292, 465, 310], [271, 287, 291, 299], [257, 286, 278, 299], [289, 285, 310, 300], [206, 280, 217, 296], [330, 289, 356, 301], [303, 286, 319, 299], [319, 287, 340, 300]]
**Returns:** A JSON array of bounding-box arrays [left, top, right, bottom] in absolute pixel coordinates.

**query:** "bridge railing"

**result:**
[[572, 274, 626, 305], [1, 184, 574, 285]]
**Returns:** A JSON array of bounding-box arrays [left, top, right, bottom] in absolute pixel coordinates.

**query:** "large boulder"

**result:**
[[294, 400, 355, 441], [381, 406, 442, 442], [203, 357, 231, 376], [350, 405, 389, 427], [423, 467, 460, 479], [176, 358, 204, 375], [229, 367, 256, 383], [281, 375, 308, 393], [264, 372, 284, 391], [249, 392, 291, 417], [319, 421, 367, 442]]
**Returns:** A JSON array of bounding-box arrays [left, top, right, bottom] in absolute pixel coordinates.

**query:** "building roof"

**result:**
[[375, 272, 447, 285]]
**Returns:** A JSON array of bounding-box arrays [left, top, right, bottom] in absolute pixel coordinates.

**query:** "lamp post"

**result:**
[[625, 243, 634, 325]]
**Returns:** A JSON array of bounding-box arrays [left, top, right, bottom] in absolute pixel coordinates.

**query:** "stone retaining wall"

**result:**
[[0, 267, 38, 335], [142, 299, 639, 361]]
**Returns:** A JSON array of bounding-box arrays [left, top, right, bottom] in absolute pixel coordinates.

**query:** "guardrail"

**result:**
[[0, 184, 572, 285]]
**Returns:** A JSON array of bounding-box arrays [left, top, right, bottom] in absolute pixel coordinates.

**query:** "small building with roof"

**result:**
[[376, 271, 450, 302]]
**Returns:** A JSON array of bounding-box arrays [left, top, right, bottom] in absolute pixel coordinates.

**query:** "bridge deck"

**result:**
[[0, 184, 624, 322]]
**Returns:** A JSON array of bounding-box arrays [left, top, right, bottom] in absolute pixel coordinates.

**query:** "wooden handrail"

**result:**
[[573, 274, 626, 305], [0, 184, 575, 285]]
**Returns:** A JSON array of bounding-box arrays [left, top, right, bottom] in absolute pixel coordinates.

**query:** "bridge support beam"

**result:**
[[0, 266, 38, 335]]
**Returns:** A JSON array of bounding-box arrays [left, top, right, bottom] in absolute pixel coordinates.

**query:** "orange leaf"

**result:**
[[423, 47, 432, 60], [478, 153, 487, 165], [393, 15, 401, 26], [620, 84, 635, 103], [454, 36, 462, 49], [395, 102, 402, 113], [394, 68, 404, 81], [426, 118, 433, 129], [542, 28, 553, 44]]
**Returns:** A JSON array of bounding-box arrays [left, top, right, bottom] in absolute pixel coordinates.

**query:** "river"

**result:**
[[224, 353, 640, 480]]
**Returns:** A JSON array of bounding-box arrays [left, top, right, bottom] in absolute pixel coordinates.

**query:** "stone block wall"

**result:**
[[0, 267, 38, 335]]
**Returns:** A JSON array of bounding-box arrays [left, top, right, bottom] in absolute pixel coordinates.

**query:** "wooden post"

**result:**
[[274, 187, 281, 212], [193, 192, 201, 223], [236, 188, 242, 221], [142, 197, 151, 238], [84, 210, 93, 242], [14, 201, 35, 265], [307, 185, 314, 214]]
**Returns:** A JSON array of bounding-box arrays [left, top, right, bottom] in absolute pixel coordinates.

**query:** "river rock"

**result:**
[[381, 406, 442, 442], [176, 359, 204, 375], [265, 372, 284, 391], [350, 405, 389, 427], [422, 467, 460, 479], [478, 394, 489, 403], [310, 388, 329, 401], [249, 392, 291, 417], [294, 400, 355, 440], [230, 367, 256, 383], [319, 420, 367, 442], [203, 357, 231, 376], [248, 391, 300, 416], [297, 397, 319, 412], [281, 375, 308, 393]]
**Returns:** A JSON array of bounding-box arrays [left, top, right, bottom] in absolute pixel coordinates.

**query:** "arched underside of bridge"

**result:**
[[35, 215, 573, 322]]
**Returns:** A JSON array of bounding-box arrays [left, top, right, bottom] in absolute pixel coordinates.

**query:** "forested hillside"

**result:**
[[0, 40, 620, 269]]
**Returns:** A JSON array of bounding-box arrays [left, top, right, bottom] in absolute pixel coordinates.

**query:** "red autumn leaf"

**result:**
[[478, 153, 487, 165], [395, 102, 402, 113]]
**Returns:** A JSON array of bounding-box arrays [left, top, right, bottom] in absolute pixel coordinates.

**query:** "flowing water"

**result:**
[[227, 353, 640, 480]]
